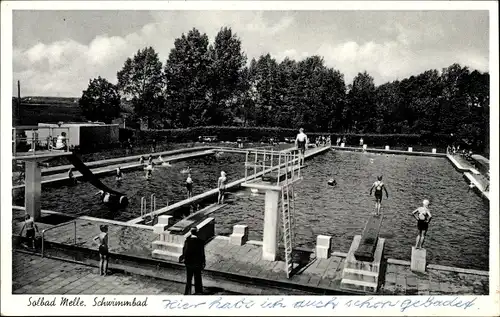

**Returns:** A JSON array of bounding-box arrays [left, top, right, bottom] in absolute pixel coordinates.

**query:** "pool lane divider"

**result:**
[[127, 145, 332, 225]]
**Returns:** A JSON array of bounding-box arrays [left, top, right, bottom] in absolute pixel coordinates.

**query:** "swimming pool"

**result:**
[[12, 143, 294, 221], [215, 150, 489, 270]]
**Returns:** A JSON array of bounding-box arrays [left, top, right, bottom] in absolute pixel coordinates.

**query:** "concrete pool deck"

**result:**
[[446, 154, 490, 201], [11, 215, 489, 295]]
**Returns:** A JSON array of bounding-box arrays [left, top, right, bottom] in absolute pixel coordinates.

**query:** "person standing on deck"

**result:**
[[412, 200, 432, 249], [218, 171, 227, 204], [19, 214, 39, 249], [369, 176, 389, 216], [295, 128, 308, 166], [183, 228, 206, 295], [186, 173, 193, 199], [93, 225, 109, 276]]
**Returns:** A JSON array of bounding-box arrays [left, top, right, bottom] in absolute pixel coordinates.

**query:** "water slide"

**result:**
[[66, 153, 128, 204]]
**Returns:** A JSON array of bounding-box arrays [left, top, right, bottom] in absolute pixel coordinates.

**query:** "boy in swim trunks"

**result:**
[[186, 174, 193, 199], [19, 214, 39, 249], [412, 200, 432, 249], [116, 167, 122, 181], [369, 176, 389, 216], [93, 224, 109, 276], [218, 171, 227, 204], [295, 128, 308, 166]]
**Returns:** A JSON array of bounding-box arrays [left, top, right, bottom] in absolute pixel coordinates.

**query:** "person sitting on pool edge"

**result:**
[[412, 199, 432, 249], [295, 128, 308, 165], [369, 175, 389, 216], [218, 171, 227, 204]]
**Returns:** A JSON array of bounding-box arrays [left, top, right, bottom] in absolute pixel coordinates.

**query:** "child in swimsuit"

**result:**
[[369, 176, 389, 216], [68, 168, 76, 185], [93, 225, 109, 276], [218, 171, 227, 204], [295, 128, 308, 165], [412, 200, 432, 249], [20, 214, 39, 249], [186, 174, 193, 199], [116, 167, 122, 181]]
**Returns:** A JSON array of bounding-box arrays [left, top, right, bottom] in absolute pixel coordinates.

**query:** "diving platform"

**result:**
[[13, 150, 72, 161]]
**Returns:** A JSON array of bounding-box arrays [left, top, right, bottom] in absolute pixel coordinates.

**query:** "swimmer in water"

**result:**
[[145, 163, 153, 179], [19, 214, 39, 249], [295, 128, 308, 166], [93, 224, 109, 276], [95, 190, 112, 203], [218, 171, 227, 204], [186, 173, 193, 199], [116, 167, 122, 181], [158, 155, 170, 166], [411, 200, 432, 249], [468, 183, 476, 192], [328, 179, 337, 187], [369, 176, 389, 216]]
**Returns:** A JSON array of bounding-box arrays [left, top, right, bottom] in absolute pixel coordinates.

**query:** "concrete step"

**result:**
[[152, 249, 183, 263], [341, 268, 378, 284], [340, 278, 378, 293], [152, 240, 184, 254]]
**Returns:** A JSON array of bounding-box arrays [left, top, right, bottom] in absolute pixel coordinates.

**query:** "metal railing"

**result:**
[[141, 194, 158, 217], [41, 220, 77, 257], [12, 126, 71, 157], [244, 148, 302, 186]]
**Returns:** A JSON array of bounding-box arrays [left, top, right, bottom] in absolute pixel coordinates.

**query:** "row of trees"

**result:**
[[79, 27, 489, 148]]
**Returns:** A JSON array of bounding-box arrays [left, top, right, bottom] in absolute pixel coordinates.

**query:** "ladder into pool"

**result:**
[[242, 148, 302, 278]]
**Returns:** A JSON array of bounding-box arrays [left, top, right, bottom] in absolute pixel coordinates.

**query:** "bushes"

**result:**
[[121, 127, 453, 147]]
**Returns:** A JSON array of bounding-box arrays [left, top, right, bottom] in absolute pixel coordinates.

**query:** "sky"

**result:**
[[12, 10, 489, 97]]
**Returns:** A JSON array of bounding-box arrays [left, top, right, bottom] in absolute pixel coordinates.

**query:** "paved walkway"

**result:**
[[205, 236, 488, 295], [13, 252, 185, 295]]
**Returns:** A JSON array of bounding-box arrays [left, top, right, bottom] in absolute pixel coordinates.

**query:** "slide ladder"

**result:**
[[281, 152, 298, 278], [281, 184, 295, 278]]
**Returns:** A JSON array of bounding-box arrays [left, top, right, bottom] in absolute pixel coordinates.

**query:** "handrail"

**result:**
[[41, 220, 77, 257], [140, 196, 147, 216], [150, 194, 156, 213], [12, 126, 71, 157]]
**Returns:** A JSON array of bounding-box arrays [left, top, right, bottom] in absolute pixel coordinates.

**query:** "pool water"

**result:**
[[13, 153, 247, 222], [215, 150, 489, 270]]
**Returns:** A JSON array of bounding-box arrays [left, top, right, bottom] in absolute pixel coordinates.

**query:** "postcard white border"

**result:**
[[1, 1, 498, 316]]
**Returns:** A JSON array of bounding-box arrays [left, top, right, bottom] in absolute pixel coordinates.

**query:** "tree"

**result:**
[[164, 28, 211, 128], [249, 54, 280, 126], [207, 27, 247, 125], [79, 76, 121, 123], [344, 71, 376, 132], [117, 47, 164, 128]]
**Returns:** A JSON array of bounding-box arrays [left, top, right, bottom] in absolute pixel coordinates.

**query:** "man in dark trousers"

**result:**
[[183, 227, 206, 295]]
